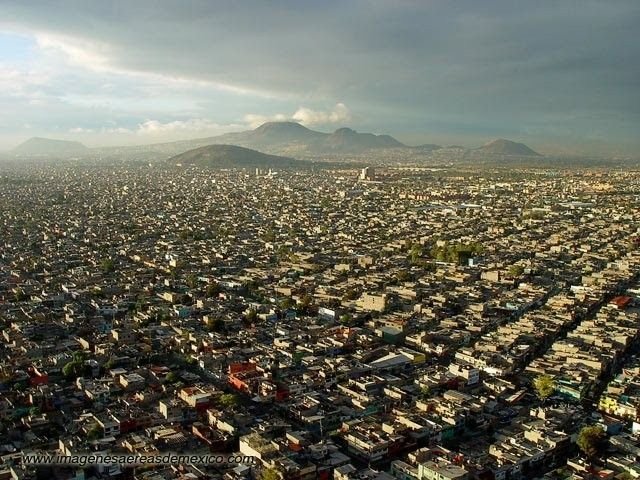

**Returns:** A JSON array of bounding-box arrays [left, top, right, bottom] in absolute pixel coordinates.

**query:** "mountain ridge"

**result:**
[[167, 144, 310, 169], [201, 122, 407, 154], [476, 138, 540, 156], [12, 137, 89, 156], [9, 125, 543, 161]]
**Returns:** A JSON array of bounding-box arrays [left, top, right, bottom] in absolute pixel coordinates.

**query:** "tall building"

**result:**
[[359, 166, 375, 181]]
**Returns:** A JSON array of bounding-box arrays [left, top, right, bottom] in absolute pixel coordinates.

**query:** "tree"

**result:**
[[165, 372, 178, 383], [533, 374, 555, 402], [245, 308, 258, 323], [396, 269, 412, 283], [508, 265, 525, 277], [342, 288, 359, 301], [13, 380, 29, 391], [206, 317, 225, 333], [278, 297, 295, 310], [87, 424, 103, 441], [218, 393, 239, 409], [262, 228, 276, 243], [261, 468, 280, 480], [419, 385, 431, 400], [100, 258, 115, 274], [73, 351, 87, 363], [14, 288, 26, 302], [206, 283, 222, 297], [299, 294, 316, 315], [339, 314, 353, 325], [299, 294, 312, 309], [104, 358, 117, 370], [63, 360, 84, 379], [577, 425, 606, 461], [186, 274, 198, 289], [409, 243, 423, 264]]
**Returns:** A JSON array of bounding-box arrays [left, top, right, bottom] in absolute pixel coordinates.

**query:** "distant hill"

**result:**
[[12, 137, 89, 156], [208, 122, 407, 154], [251, 121, 327, 145], [412, 143, 442, 152], [167, 144, 310, 169], [90, 122, 410, 159], [476, 139, 540, 156], [325, 127, 405, 151], [147, 122, 407, 157]]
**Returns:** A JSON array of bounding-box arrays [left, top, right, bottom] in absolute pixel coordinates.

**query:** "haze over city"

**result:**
[[1, 0, 639, 156]]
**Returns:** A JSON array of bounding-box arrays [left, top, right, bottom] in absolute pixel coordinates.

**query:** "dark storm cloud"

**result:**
[[1, 0, 639, 153]]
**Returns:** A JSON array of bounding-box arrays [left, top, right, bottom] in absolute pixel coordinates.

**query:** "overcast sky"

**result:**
[[1, 0, 638, 155]]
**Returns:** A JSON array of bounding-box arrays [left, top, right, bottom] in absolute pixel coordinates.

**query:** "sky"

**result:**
[[0, 0, 639, 156]]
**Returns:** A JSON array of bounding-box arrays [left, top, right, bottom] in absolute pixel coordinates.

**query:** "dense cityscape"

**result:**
[[1, 162, 640, 480], [2, 1, 640, 479]]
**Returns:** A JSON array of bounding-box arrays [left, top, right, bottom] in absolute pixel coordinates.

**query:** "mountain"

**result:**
[[250, 121, 327, 145], [476, 139, 540, 156], [89, 122, 409, 159], [12, 137, 89, 156], [325, 127, 405, 151], [192, 122, 407, 155], [412, 143, 442, 152], [167, 144, 310, 169]]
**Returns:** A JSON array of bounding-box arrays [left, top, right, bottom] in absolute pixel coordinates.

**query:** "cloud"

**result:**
[[30, 30, 279, 98], [2, 0, 640, 154], [65, 118, 244, 145], [34, 32, 112, 72], [292, 103, 351, 126], [135, 118, 233, 135], [243, 113, 289, 129], [68, 127, 94, 133], [0, 63, 50, 97], [244, 103, 351, 128]]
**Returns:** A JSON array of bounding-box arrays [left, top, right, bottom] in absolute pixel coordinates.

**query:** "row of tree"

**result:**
[[532, 374, 607, 463]]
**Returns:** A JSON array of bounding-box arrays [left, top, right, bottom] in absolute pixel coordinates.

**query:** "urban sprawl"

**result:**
[[1, 164, 640, 480]]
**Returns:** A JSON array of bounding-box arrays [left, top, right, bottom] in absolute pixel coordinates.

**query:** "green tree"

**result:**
[[533, 374, 556, 402], [262, 228, 276, 243], [261, 468, 280, 480], [206, 283, 222, 297], [100, 258, 115, 274], [218, 393, 239, 409], [14, 288, 27, 302], [577, 425, 606, 461], [13, 380, 29, 391], [299, 294, 313, 309], [62, 360, 85, 379], [87, 424, 103, 440], [298, 294, 315, 315], [339, 314, 353, 325], [165, 372, 178, 383], [245, 308, 258, 323], [342, 288, 359, 301], [409, 243, 423, 264], [104, 358, 117, 370], [278, 297, 295, 310], [396, 269, 412, 282], [508, 265, 525, 277], [206, 317, 225, 333], [186, 274, 198, 289], [73, 351, 87, 363], [419, 385, 431, 400]]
